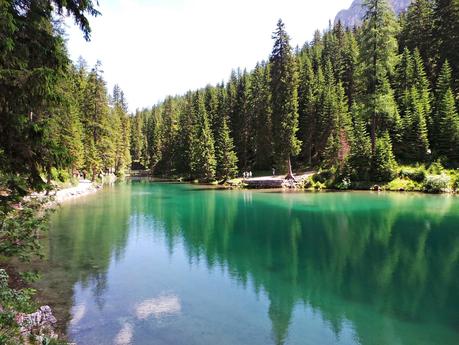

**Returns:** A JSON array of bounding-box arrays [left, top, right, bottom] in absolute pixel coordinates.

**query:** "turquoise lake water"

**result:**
[[40, 182, 459, 345]]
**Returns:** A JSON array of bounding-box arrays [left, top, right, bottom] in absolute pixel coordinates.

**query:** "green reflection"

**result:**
[[39, 183, 459, 345]]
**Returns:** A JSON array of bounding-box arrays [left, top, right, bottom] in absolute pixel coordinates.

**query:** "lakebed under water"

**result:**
[[36, 182, 459, 345]]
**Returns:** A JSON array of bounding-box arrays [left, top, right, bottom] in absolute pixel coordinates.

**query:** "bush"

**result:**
[[449, 170, 459, 191], [423, 174, 451, 193], [335, 177, 351, 190], [385, 178, 419, 191], [427, 160, 445, 175], [57, 170, 70, 183], [312, 169, 335, 184], [399, 167, 426, 183]]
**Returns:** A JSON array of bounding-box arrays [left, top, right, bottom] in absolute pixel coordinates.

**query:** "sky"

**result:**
[[65, 0, 354, 112]]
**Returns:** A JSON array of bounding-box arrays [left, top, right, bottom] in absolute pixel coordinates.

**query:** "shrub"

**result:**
[[427, 160, 445, 175], [57, 170, 70, 183], [399, 167, 426, 183], [449, 170, 459, 191], [423, 174, 451, 193], [335, 177, 351, 190], [312, 169, 335, 184], [385, 178, 419, 191], [312, 181, 326, 190]]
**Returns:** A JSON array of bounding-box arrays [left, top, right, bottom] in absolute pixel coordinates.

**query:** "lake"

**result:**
[[37, 182, 459, 345]]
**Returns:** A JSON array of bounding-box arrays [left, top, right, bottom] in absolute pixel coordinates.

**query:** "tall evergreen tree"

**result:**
[[433, 0, 459, 89], [80, 62, 114, 179], [297, 52, 316, 164], [270, 19, 301, 177], [360, 0, 400, 153], [371, 131, 398, 181], [399, 0, 436, 77], [347, 113, 372, 180], [432, 60, 454, 151], [250, 62, 273, 170], [215, 118, 238, 180], [436, 88, 459, 162], [190, 92, 216, 180]]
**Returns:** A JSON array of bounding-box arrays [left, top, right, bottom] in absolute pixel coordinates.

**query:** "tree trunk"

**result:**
[[370, 115, 376, 155], [285, 157, 295, 180]]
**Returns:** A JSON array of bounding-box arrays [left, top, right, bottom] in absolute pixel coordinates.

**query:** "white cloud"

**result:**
[[65, 0, 354, 112]]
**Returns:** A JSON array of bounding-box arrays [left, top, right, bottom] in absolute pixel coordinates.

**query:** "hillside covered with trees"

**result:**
[[130, 0, 459, 190]]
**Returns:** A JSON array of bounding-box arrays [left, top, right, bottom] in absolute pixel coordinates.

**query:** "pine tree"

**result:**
[[130, 110, 145, 164], [157, 97, 178, 174], [433, 0, 459, 89], [347, 112, 372, 181], [146, 107, 163, 173], [231, 70, 252, 170], [250, 62, 273, 170], [395, 48, 415, 115], [111, 85, 131, 175], [360, 0, 400, 153], [436, 88, 459, 162], [400, 87, 430, 161], [190, 92, 216, 180], [270, 19, 301, 177], [176, 94, 195, 177], [215, 118, 238, 180], [399, 0, 436, 77], [80, 62, 114, 179], [371, 131, 398, 181], [413, 48, 432, 132], [297, 52, 316, 164], [432, 60, 454, 151], [341, 30, 360, 106]]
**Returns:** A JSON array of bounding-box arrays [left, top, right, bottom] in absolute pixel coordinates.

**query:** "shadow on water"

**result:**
[[36, 182, 459, 345]]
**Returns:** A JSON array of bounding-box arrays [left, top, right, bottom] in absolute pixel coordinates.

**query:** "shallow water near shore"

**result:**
[[38, 181, 459, 345]]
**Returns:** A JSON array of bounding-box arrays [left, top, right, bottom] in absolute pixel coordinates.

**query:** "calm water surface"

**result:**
[[39, 182, 459, 345]]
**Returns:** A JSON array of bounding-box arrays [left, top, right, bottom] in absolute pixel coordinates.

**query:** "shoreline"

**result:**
[[52, 180, 102, 204], [131, 174, 458, 195]]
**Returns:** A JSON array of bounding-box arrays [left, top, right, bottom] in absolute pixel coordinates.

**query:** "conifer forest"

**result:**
[[1, 0, 459, 344]]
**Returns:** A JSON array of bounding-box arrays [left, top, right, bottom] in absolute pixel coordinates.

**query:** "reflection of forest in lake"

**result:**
[[38, 182, 459, 345]]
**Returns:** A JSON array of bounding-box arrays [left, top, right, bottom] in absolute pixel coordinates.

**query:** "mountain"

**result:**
[[335, 0, 412, 27]]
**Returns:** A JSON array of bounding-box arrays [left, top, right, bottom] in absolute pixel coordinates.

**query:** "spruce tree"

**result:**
[[176, 94, 195, 177], [146, 107, 163, 173], [399, 0, 436, 77], [432, 60, 454, 151], [190, 92, 216, 180], [231, 70, 252, 170], [436, 88, 459, 162], [341, 31, 360, 106], [269, 19, 301, 177], [371, 131, 398, 181], [400, 87, 430, 161], [433, 0, 459, 89], [297, 52, 316, 165], [413, 49, 432, 132], [215, 118, 238, 180], [80, 62, 114, 179], [347, 112, 372, 181], [360, 0, 400, 153], [251, 62, 273, 170]]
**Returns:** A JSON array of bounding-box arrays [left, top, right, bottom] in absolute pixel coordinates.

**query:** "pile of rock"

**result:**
[[16, 305, 58, 343]]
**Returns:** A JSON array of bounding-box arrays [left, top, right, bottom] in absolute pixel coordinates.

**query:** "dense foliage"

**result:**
[[0, 1, 130, 342], [131, 0, 459, 183]]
